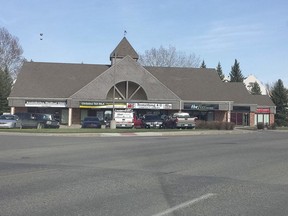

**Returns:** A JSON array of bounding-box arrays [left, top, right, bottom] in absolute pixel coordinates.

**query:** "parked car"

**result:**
[[0, 114, 22, 129], [142, 114, 164, 129], [34, 113, 60, 128], [14, 112, 40, 129], [81, 117, 102, 128], [133, 115, 144, 128], [164, 112, 197, 129]]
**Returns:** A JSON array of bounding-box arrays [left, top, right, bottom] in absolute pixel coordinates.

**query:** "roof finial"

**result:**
[[124, 30, 127, 37]]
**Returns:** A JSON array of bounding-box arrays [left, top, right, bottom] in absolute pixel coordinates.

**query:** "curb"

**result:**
[[0, 129, 255, 137]]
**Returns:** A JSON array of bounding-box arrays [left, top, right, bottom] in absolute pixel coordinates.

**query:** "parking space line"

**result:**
[[151, 193, 216, 216]]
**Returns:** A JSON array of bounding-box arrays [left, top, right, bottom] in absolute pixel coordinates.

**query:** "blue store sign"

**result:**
[[184, 103, 219, 111]]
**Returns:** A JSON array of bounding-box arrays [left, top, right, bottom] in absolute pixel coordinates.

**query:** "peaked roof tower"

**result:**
[[110, 37, 139, 63]]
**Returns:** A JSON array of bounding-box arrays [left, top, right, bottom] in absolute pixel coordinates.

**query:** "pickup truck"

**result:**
[[114, 110, 134, 128], [163, 112, 197, 129], [142, 114, 164, 129]]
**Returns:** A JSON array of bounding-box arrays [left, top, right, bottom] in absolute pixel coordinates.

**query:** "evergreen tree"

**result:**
[[0, 66, 13, 114], [270, 79, 288, 126], [200, 60, 206, 68], [229, 59, 244, 82], [249, 82, 262, 95], [216, 62, 225, 81]]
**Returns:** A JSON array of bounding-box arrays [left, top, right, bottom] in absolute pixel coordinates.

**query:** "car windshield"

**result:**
[[175, 114, 190, 118], [144, 115, 161, 121], [115, 113, 133, 118], [37, 114, 55, 121], [84, 117, 99, 121], [0, 115, 16, 120]]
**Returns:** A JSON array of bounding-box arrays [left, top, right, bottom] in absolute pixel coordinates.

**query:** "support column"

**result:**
[[68, 108, 72, 126], [227, 111, 231, 122], [227, 101, 231, 122], [10, 107, 15, 114]]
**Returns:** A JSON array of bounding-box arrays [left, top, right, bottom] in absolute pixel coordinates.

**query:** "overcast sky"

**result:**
[[1, 0, 288, 86]]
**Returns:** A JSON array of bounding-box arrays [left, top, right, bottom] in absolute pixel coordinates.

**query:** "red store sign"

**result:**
[[256, 108, 270, 113]]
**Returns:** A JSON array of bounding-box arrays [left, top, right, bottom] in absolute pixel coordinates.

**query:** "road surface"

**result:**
[[0, 130, 288, 215]]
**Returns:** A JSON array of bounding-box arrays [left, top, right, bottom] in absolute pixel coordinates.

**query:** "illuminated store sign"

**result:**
[[128, 103, 172, 109], [80, 102, 172, 109], [80, 102, 127, 109], [25, 101, 67, 107], [184, 103, 219, 110], [256, 108, 270, 113]]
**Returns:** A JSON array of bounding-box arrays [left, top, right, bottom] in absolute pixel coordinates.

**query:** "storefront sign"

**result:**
[[184, 103, 219, 110], [80, 101, 127, 109], [128, 103, 172, 109], [233, 106, 251, 112], [256, 108, 270, 113], [25, 101, 67, 107]]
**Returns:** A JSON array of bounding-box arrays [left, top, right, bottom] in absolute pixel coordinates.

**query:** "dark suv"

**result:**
[[14, 112, 60, 129], [14, 112, 40, 129], [34, 113, 60, 128]]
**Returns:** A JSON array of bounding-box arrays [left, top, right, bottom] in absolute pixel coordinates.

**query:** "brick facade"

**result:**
[[72, 108, 81, 124], [250, 113, 255, 127]]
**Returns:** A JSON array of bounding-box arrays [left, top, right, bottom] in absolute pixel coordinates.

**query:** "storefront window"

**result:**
[[255, 114, 270, 125]]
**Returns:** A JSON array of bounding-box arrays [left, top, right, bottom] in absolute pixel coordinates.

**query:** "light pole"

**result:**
[[110, 53, 117, 129]]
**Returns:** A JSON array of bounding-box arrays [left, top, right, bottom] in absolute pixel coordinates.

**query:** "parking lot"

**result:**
[[1, 130, 288, 215]]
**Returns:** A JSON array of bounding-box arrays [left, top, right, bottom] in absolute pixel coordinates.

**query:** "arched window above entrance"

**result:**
[[106, 81, 147, 100]]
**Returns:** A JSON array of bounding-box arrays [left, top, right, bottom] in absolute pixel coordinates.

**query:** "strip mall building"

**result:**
[[8, 37, 275, 127]]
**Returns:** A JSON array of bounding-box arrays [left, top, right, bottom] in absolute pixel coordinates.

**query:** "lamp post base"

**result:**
[[110, 120, 116, 129]]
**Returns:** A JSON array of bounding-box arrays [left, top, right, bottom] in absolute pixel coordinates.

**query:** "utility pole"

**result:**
[[110, 52, 117, 129]]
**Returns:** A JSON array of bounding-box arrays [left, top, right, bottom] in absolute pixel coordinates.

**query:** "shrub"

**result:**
[[257, 122, 265, 130], [195, 120, 207, 129], [270, 123, 277, 130], [195, 121, 235, 130], [226, 122, 235, 130]]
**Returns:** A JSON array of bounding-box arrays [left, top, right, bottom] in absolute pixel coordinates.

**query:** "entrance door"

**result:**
[[61, 109, 68, 124]]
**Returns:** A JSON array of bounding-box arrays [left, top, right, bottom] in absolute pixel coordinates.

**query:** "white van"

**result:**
[[114, 110, 134, 128]]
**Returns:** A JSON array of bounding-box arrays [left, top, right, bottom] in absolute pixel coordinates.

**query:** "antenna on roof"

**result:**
[[124, 30, 127, 37]]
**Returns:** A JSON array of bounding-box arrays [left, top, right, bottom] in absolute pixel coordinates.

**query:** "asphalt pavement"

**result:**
[[0, 130, 288, 216]]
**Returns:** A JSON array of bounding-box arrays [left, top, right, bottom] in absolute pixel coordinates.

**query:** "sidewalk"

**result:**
[[30, 126, 256, 137]]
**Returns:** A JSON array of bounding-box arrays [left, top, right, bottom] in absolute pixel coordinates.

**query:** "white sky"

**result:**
[[1, 0, 288, 86]]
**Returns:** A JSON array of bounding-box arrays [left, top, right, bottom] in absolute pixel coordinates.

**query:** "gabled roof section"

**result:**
[[110, 37, 139, 60], [146, 66, 275, 107], [9, 62, 109, 98], [222, 82, 274, 106], [146, 66, 226, 101], [71, 56, 180, 100]]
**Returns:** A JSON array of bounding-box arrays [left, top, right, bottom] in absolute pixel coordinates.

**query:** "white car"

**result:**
[[0, 114, 22, 129]]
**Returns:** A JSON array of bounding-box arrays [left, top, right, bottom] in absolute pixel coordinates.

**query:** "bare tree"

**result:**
[[138, 45, 200, 68], [0, 27, 24, 79], [265, 82, 273, 96]]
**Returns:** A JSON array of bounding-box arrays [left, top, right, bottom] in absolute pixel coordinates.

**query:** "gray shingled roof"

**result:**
[[146, 66, 274, 106], [10, 62, 109, 98], [146, 66, 229, 101], [110, 37, 139, 60], [10, 61, 274, 107], [222, 82, 275, 106]]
